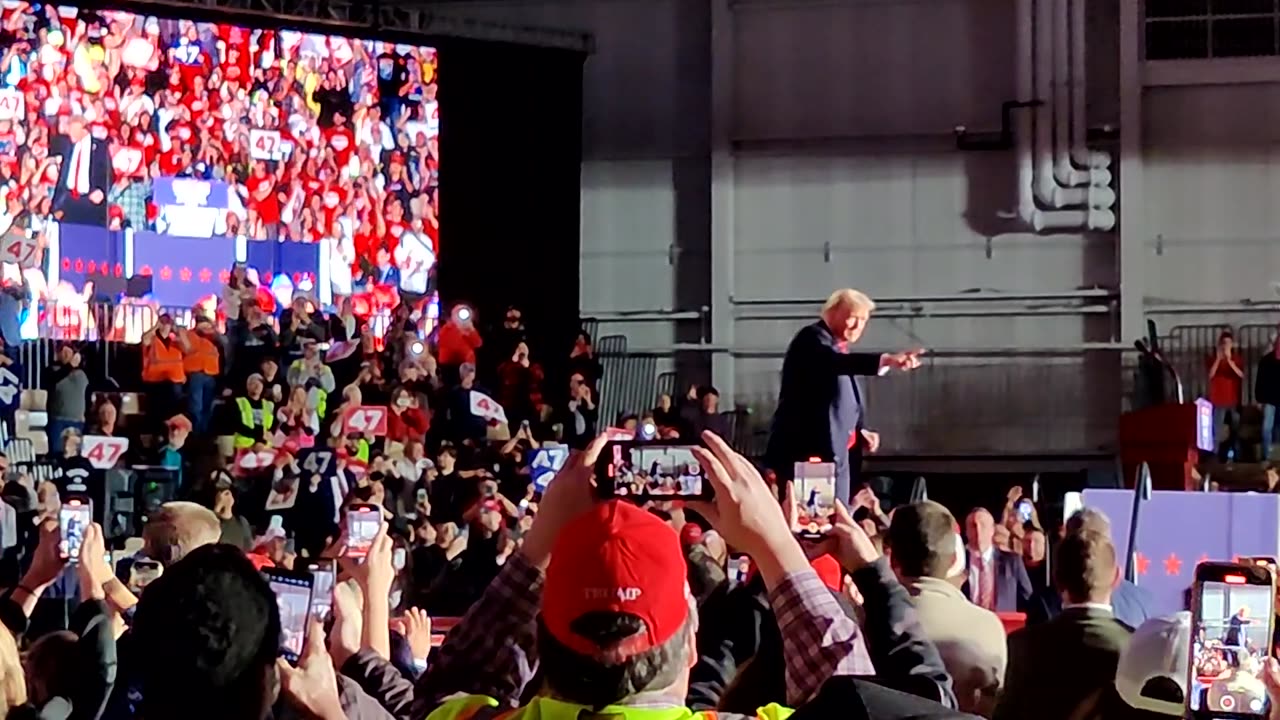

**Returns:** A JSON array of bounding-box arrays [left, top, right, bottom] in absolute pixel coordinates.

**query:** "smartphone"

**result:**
[[392, 547, 406, 571], [794, 460, 837, 540], [59, 496, 92, 562], [307, 560, 335, 623], [345, 504, 381, 558], [1189, 561, 1276, 718], [727, 554, 751, 585], [263, 567, 315, 665], [1016, 498, 1035, 525], [595, 441, 710, 501]]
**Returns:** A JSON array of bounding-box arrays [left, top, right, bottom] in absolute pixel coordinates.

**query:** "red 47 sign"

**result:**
[[0, 230, 37, 268], [344, 406, 387, 435], [83, 435, 129, 469]]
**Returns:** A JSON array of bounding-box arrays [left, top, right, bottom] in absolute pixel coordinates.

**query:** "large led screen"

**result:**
[[0, 3, 439, 337]]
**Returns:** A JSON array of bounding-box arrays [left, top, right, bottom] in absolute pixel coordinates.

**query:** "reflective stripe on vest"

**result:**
[[233, 397, 274, 448], [142, 337, 186, 383], [183, 334, 220, 375], [426, 695, 791, 720]]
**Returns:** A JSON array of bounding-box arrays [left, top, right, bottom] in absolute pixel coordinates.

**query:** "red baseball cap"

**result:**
[[679, 522, 703, 547], [543, 500, 690, 659]]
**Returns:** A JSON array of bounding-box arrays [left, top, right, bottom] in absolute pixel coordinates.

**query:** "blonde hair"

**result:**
[[142, 501, 222, 567], [0, 625, 26, 715], [821, 289, 876, 320]]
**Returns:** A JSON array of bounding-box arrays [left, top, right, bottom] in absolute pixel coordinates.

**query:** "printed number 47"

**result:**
[[349, 409, 381, 432], [5, 239, 32, 265], [86, 442, 122, 464]]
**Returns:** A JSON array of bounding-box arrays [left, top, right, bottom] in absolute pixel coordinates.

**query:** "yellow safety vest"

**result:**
[[427, 695, 793, 720], [350, 437, 369, 464], [233, 397, 275, 448]]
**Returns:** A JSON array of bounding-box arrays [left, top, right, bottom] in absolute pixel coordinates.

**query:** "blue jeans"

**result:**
[[47, 418, 83, 456], [1213, 406, 1240, 462], [1264, 405, 1280, 461], [186, 373, 217, 435]]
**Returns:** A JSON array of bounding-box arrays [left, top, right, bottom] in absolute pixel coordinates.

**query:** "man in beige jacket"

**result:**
[[886, 501, 1008, 717]]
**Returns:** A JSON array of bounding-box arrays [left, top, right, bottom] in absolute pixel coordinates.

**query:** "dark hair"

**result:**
[[886, 501, 957, 579], [132, 544, 280, 720], [1054, 530, 1116, 604], [537, 612, 692, 710]]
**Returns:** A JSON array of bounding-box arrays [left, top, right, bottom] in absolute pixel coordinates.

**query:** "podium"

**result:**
[[1118, 400, 1211, 491]]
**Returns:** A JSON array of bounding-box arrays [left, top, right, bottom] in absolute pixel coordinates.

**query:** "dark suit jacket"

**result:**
[[52, 135, 111, 224], [1026, 579, 1155, 631], [993, 607, 1133, 720], [765, 320, 882, 500], [963, 548, 1034, 613]]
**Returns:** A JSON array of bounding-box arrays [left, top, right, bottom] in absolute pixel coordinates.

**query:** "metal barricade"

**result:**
[[1238, 323, 1276, 406], [1163, 324, 1231, 403]]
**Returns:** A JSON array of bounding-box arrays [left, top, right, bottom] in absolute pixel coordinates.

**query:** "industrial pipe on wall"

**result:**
[[1054, 0, 1109, 187], [1070, 0, 1111, 171]]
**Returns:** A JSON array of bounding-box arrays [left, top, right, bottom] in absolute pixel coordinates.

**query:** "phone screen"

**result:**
[[1016, 499, 1035, 524], [59, 499, 92, 562], [346, 507, 380, 558], [265, 570, 314, 664], [307, 561, 335, 623], [1190, 567, 1275, 717], [727, 554, 751, 585], [794, 461, 837, 539], [599, 442, 707, 500]]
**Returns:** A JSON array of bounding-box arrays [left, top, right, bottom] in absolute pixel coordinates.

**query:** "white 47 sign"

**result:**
[[344, 406, 387, 435], [469, 391, 507, 424], [0, 230, 37, 268], [83, 436, 129, 469]]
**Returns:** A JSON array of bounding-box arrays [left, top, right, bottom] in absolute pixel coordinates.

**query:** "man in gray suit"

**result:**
[[994, 530, 1134, 720], [887, 501, 1008, 717]]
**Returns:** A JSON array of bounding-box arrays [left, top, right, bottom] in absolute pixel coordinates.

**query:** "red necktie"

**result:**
[[70, 144, 82, 199], [978, 558, 996, 610]]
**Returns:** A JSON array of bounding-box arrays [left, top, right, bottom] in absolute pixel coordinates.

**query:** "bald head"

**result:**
[[822, 289, 876, 344], [966, 508, 995, 552]]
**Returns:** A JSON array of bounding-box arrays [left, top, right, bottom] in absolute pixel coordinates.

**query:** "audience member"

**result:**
[[887, 501, 1007, 717], [963, 508, 1032, 613], [994, 530, 1132, 720]]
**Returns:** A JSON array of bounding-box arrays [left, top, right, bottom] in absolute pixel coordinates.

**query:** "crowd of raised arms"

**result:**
[[1, 286, 1279, 720]]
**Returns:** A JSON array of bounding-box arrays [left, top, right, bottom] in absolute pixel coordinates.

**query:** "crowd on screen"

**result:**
[[0, 4, 438, 306]]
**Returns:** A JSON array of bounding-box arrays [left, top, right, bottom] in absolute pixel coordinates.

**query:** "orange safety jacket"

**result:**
[[142, 335, 186, 384], [183, 334, 220, 376]]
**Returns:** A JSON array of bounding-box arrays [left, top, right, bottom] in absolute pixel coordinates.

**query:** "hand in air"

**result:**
[[688, 431, 795, 561], [882, 349, 925, 372]]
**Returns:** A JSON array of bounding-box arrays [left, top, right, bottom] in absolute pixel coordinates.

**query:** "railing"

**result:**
[[596, 342, 1125, 457]]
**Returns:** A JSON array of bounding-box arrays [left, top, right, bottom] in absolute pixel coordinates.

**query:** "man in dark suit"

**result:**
[[765, 288, 922, 502], [963, 508, 1033, 613], [51, 115, 111, 227], [994, 530, 1133, 720]]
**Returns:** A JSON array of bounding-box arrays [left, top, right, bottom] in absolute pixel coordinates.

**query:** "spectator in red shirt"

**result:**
[[437, 306, 483, 376], [387, 385, 429, 446], [1208, 331, 1245, 461], [496, 341, 545, 428]]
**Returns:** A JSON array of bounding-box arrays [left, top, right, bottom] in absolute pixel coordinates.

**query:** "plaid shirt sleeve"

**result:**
[[769, 567, 874, 705], [412, 552, 544, 715]]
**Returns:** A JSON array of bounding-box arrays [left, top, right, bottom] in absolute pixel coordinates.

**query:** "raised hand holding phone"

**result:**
[[277, 620, 346, 720], [807, 499, 880, 573], [76, 522, 109, 601]]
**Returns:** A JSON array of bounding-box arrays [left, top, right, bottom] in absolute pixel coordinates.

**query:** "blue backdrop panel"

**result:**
[[133, 232, 234, 307], [57, 223, 123, 290]]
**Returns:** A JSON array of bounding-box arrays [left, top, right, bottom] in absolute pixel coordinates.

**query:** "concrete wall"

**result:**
[[433, 0, 1280, 456]]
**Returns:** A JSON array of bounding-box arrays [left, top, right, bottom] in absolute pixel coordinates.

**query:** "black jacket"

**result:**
[[2, 596, 117, 720], [764, 321, 883, 500], [687, 558, 956, 713], [1258, 352, 1280, 406]]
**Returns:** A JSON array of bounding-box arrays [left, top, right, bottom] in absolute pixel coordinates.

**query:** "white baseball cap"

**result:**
[[1114, 611, 1191, 716]]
